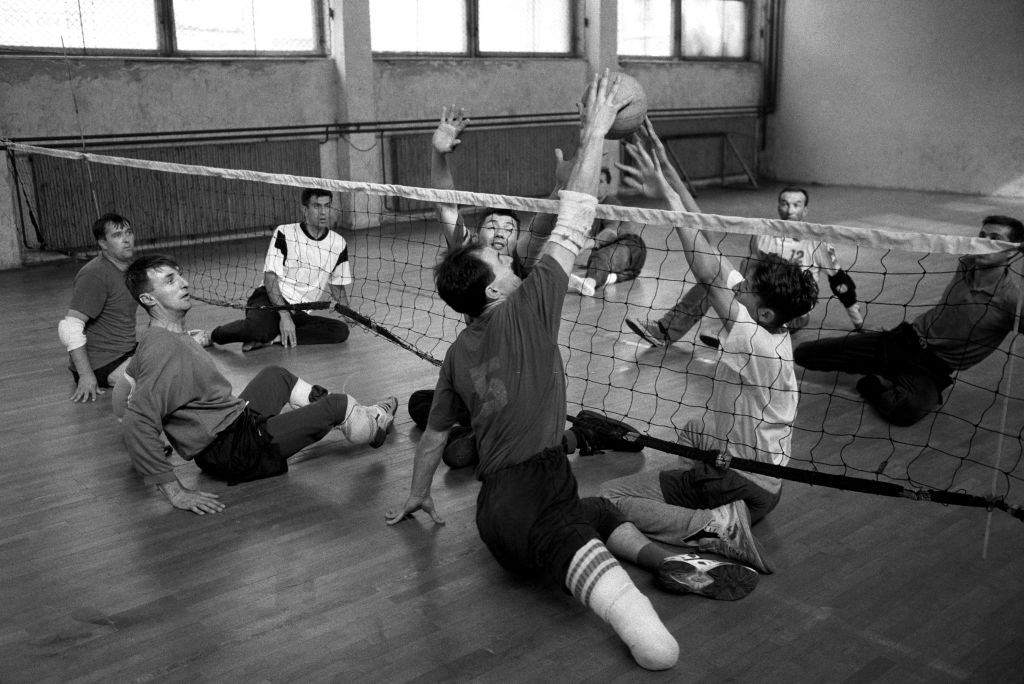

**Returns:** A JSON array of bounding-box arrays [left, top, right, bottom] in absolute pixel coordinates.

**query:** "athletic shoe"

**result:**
[[656, 553, 758, 600], [308, 384, 329, 404], [568, 273, 597, 297], [695, 501, 773, 574], [442, 425, 478, 469], [187, 329, 212, 347], [571, 410, 645, 456], [625, 318, 668, 347], [369, 396, 399, 448], [697, 334, 721, 349]]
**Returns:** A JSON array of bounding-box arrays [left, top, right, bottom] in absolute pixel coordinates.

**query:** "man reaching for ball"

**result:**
[[387, 72, 761, 673]]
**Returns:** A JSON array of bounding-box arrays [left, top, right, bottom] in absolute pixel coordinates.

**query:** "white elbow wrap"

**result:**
[[58, 316, 87, 352], [548, 190, 598, 255]]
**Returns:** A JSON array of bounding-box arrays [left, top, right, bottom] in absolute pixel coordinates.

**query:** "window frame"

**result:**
[[0, 0, 327, 58], [617, 0, 752, 63], [370, 0, 578, 59]]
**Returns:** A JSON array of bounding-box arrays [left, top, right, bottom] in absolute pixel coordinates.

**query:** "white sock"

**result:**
[[565, 540, 678, 671], [605, 273, 618, 286], [288, 378, 315, 409]]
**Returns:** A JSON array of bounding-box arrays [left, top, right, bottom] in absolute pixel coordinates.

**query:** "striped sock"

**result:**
[[565, 539, 678, 671]]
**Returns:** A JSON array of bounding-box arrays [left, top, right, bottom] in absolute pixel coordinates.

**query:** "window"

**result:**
[[370, 0, 573, 56], [618, 0, 750, 60], [0, 0, 322, 55]]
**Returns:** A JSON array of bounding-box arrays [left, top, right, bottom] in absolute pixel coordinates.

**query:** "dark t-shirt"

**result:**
[[428, 255, 568, 479], [68, 255, 137, 369]]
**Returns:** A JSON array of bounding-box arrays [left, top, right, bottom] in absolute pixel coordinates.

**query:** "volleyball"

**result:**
[[590, 72, 648, 140]]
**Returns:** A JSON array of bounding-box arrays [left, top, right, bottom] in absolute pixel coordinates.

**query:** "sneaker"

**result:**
[[369, 396, 399, 448], [571, 410, 645, 456], [656, 553, 758, 600], [308, 384, 329, 404], [187, 329, 212, 347], [625, 318, 668, 347], [442, 425, 478, 469], [697, 334, 721, 349], [695, 501, 772, 574]]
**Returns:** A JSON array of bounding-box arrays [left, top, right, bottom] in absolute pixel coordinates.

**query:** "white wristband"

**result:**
[[549, 191, 598, 255]]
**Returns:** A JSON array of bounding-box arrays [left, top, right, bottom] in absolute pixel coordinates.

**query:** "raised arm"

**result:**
[[430, 105, 470, 249], [814, 242, 864, 329], [540, 71, 624, 276], [619, 136, 743, 327]]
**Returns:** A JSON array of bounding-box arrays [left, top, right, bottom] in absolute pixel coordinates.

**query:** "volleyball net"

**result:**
[[6, 141, 1024, 520]]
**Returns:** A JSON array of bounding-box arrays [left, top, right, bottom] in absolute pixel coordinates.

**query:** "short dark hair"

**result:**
[[479, 208, 520, 229], [778, 187, 809, 206], [301, 188, 332, 206], [124, 254, 182, 310], [92, 213, 130, 243], [749, 252, 819, 326], [600, 168, 612, 184], [982, 215, 1024, 242], [434, 244, 494, 317]]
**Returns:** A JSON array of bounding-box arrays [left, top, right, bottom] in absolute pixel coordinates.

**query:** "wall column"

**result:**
[[327, 0, 383, 229]]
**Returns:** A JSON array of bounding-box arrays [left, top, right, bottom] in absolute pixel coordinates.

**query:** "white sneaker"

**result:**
[[656, 553, 758, 600], [696, 501, 773, 574], [369, 396, 398, 448]]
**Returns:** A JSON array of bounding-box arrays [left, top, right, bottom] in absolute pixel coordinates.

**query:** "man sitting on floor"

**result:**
[[794, 214, 1024, 426], [119, 254, 397, 514], [207, 188, 352, 351]]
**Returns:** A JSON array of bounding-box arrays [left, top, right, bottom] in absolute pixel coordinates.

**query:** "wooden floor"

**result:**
[[2, 184, 1024, 683]]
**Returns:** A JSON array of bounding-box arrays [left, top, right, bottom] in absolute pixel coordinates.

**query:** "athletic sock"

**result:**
[[565, 539, 678, 671], [605, 273, 618, 286], [288, 378, 316, 409]]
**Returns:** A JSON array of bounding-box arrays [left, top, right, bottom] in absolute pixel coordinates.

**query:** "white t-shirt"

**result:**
[[696, 278, 798, 493], [752, 234, 840, 282], [263, 222, 352, 305]]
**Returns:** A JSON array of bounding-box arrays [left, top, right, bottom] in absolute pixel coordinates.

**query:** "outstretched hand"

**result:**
[[579, 70, 625, 140], [433, 105, 469, 154], [385, 495, 445, 526], [616, 139, 674, 200]]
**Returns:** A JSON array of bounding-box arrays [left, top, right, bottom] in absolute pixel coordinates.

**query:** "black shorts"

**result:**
[[476, 446, 625, 584], [70, 346, 136, 388], [194, 407, 289, 485]]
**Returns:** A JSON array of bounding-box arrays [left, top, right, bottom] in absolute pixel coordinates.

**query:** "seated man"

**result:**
[[59, 213, 138, 402], [601, 121, 819, 574], [568, 168, 648, 297], [120, 254, 397, 514], [387, 74, 760, 673], [429, 105, 529, 274], [208, 188, 351, 351], [626, 186, 862, 346], [794, 214, 1024, 426]]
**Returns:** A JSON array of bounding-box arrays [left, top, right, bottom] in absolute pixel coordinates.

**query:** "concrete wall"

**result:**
[[0, 0, 767, 267], [0, 57, 341, 136], [767, 0, 1024, 197]]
